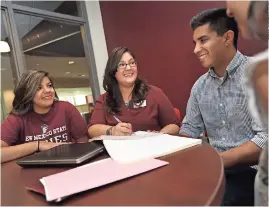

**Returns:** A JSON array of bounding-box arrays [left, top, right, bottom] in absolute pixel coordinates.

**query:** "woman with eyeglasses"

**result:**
[[226, 1, 268, 205], [88, 47, 180, 137], [1, 70, 89, 163]]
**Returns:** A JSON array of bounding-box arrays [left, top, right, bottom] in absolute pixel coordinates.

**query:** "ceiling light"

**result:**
[[68, 61, 74, 65], [0, 41, 10, 53], [78, 74, 85, 77], [65, 72, 71, 74]]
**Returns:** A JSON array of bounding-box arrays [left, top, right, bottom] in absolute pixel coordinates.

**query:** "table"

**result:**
[[1, 143, 225, 206]]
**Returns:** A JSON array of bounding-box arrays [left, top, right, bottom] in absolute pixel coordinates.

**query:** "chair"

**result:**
[[81, 112, 92, 124], [174, 108, 181, 121]]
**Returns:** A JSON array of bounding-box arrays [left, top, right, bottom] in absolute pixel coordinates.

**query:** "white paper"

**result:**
[[89, 131, 162, 142], [103, 133, 202, 163]]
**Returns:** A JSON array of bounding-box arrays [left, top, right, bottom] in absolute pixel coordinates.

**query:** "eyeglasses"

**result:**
[[117, 61, 137, 70]]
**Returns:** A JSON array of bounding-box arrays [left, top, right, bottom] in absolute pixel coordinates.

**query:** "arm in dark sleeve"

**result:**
[[154, 87, 180, 127], [1, 115, 21, 146]]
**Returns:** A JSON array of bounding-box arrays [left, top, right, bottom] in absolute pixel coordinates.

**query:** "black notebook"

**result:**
[[16, 142, 105, 167]]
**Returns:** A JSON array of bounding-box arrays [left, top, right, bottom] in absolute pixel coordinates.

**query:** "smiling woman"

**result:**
[[88, 47, 180, 138], [1, 70, 89, 163], [11, 71, 58, 115]]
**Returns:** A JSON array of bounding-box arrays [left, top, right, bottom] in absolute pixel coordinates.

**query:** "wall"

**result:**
[[100, 1, 267, 118]]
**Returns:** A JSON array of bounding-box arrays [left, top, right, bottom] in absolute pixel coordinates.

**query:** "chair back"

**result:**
[[174, 108, 181, 121]]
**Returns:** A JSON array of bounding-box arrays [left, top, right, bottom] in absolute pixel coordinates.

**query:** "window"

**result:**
[[12, 1, 80, 16], [1, 11, 17, 121], [15, 13, 93, 114]]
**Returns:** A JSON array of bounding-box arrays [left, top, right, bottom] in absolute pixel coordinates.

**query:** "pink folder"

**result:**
[[40, 158, 168, 202]]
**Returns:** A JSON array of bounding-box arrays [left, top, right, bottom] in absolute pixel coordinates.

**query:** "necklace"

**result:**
[[125, 101, 130, 107]]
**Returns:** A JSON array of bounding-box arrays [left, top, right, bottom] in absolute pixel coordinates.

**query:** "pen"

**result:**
[[113, 115, 122, 123]]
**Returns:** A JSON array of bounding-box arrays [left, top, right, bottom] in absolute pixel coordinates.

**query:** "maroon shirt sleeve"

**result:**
[[1, 115, 22, 146], [88, 94, 107, 127], [153, 86, 180, 128], [65, 102, 88, 139]]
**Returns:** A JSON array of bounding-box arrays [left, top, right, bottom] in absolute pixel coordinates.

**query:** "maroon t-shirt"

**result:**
[[89, 85, 180, 132], [1, 101, 88, 146]]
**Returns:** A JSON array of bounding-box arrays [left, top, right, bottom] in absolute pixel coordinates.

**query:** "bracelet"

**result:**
[[110, 126, 114, 135], [106, 126, 113, 135]]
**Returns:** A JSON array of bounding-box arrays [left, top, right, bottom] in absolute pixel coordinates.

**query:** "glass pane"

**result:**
[[12, 1, 80, 17], [1, 11, 16, 122], [14, 13, 93, 119]]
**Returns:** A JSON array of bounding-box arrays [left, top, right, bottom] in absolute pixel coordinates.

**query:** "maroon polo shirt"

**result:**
[[89, 85, 180, 132], [1, 101, 88, 146]]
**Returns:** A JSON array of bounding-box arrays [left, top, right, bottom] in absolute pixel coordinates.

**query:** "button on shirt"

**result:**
[[180, 51, 267, 154]]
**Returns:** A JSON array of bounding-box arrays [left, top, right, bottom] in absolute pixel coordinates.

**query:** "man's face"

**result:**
[[193, 24, 228, 69]]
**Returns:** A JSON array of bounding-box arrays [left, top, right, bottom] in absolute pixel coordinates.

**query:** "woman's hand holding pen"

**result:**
[[112, 123, 133, 136]]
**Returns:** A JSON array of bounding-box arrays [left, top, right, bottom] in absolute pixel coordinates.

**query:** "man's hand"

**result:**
[[219, 141, 262, 168]]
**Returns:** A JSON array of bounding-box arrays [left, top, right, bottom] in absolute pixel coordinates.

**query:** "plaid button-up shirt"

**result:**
[[180, 51, 267, 154]]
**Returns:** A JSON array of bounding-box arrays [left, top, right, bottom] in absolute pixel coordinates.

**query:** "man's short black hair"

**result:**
[[190, 8, 238, 49]]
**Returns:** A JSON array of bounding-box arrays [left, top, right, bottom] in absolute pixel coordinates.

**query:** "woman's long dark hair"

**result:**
[[11, 70, 58, 115], [103, 47, 148, 114]]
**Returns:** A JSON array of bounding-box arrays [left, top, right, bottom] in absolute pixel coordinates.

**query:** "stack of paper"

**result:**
[[40, 158, 168, 202], [103, 133, 202, 163], [89, 131, 162, 142]]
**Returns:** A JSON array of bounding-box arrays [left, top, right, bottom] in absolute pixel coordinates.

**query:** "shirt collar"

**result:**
[[208, 51, 245, 78]]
